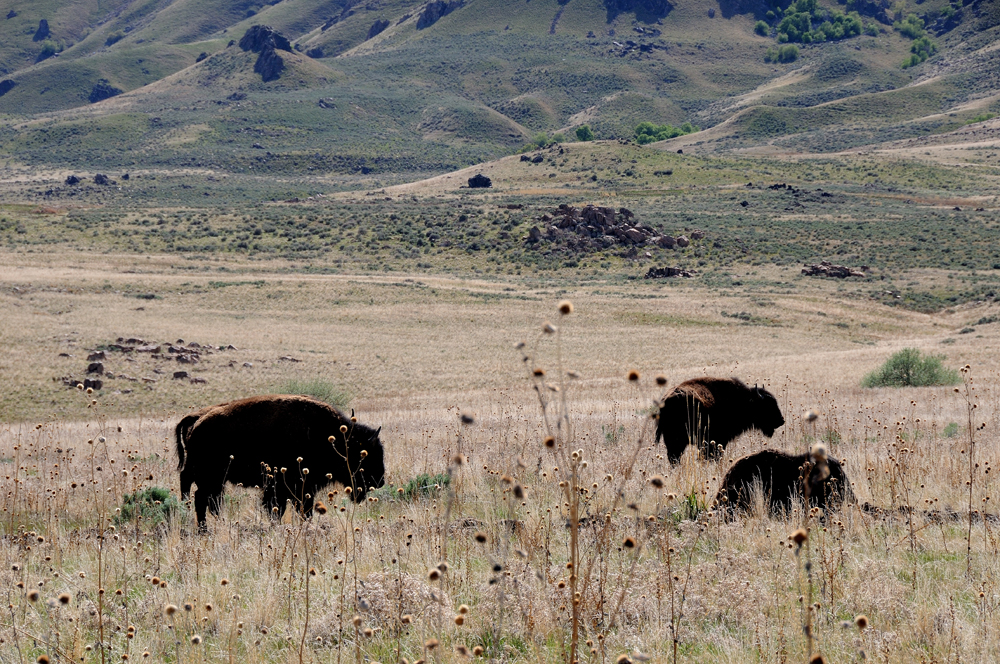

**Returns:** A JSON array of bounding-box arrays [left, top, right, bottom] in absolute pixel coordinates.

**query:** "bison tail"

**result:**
[[175, 414, 200, 470]]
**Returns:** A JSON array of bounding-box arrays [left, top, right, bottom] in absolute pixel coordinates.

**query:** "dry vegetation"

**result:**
[[3, 255, 1000, 663]]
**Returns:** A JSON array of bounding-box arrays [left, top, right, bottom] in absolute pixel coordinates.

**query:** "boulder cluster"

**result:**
[[239, 25, 293, 82], [416, 1, 464, 29], [54, 337, 241, 392], [801, 261, 869, 278], [526, 203, 705, 253]]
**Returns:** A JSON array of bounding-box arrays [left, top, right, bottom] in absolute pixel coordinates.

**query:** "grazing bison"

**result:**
[[655, 377, 785, 463], [176, 395, 385, 529], [715, 448, 853, 516]]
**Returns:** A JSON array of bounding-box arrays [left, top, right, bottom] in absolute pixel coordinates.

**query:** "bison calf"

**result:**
[[715, 448, 853, 516], [655, 377, 785, 463], [176, 395, 385, 529]]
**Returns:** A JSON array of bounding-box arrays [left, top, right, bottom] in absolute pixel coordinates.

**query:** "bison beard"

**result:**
[[655, 377, 785, 463], [176, 395, 386, 529], [715, 449, 853, 516]]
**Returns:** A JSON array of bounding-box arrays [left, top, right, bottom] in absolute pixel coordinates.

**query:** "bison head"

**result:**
[[751, 385, 785, 437], [349, 426, 386, 501]]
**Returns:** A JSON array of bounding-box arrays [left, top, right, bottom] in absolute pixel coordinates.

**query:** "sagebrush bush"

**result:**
[[115, 486, 180, 526], [861, 348, 960, 387], [276, 378, 352, 407]]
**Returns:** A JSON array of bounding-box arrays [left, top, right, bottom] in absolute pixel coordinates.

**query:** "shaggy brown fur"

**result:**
[[177, 395, 385, 529], [655, 377, 785, 463]]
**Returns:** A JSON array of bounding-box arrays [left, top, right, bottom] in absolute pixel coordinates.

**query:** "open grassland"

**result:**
[[3, 253, 1000, 662]]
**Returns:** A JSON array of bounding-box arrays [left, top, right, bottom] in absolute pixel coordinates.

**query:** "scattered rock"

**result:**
[[676, 235, 689, 247], [88, 80, 123, 104], [176, 354, 199, 364], [65, 175, 81, 185], [136, 344, 161, 353], [33, 19, 50, 42], [645, 266, 694, 279], [690, 230, 706, 240], [58, 352, 72, 358], [252, 142, 265, 149], [190, 377, 208, 384], [656, 235, 676, 248], [93, 173, 111, 185], [243, 362, 254, 368], [367, 18, 390, 39], [0, 79, 15, 97], [84, 378, 103, 390], [520, 154, 531, 162], [141, 377, 156, 384], [87, 362, 105, 375], [279, 355, 301, 362], [317, 98, 335, 108], [172, 371, 189, 380], [306, 47, 324, 58], [468, 173, 492, 188], [87, 351, 106, 361], [6, 10, 17, 18], [531, 154, 544, 163], [121, 173, 129, 180], [802, 262, 868, 278]]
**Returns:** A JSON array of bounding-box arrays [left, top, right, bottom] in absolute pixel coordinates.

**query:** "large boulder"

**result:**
[[239, 25, 292, 53], [33, 19, 49, 42], [367, 19, 390, 39], [254, 46, 285, 82], [416, 1, 464, 29], [468, 173, 492, 188], [239, 25, 292, 82], [89, 80, 122, 104], [0, 79, 15, 97]]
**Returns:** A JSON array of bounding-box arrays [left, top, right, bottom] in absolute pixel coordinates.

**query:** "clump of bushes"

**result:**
[[764, 44, 799, 63], [767, 0, 862, 44], [277, 379, 352, 408], [894, 14, 938, 68], [861, 348, 960, 388], [575, 125, 595, 141], [634, 121, 699, 144], [374, 473, 451, 501], [116, 487, 181, 526]]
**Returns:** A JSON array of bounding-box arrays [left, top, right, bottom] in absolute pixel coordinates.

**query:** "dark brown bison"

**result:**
[[715, 448, 853, 516], [176, 395, 385, 529], [655, 377, 785, 463]]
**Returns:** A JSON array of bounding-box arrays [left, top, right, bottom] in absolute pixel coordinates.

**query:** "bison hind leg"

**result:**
[[194, 486, 223, 533]]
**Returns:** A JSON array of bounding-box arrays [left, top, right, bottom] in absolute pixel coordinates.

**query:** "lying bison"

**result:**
[[715, 447, 853, 516], [176, 395, 385, 529], [655, 377, 785, 463]]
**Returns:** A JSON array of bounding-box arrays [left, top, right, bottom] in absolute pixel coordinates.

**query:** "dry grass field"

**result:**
[[3, 248, 1000, 663]]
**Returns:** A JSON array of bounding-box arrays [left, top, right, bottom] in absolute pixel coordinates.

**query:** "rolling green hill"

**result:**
[[0, 0, 997, 181]]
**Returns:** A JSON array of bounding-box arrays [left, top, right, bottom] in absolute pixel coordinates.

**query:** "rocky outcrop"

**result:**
[[367, 19, 390, 39], [33, 19, 50, 42], [254, 46, 285, 82], [802, 261, 868, 278], [416, 1, 464, 29], [645, 266, 693, 279], [0, 79, 15, 97], [525, 201, 705, 257], [239, 25, 292, 53], [89, 80, 122, 103], [239, 25, 292, 82], [93, 173, 111, 185], [468, 173, 492, 188]]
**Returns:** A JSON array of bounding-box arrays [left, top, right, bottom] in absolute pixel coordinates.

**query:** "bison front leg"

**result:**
[[261, 487, 287, 521], [193, 485, 224, 532]]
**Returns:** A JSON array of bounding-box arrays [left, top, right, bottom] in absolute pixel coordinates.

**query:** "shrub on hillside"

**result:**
[[755, 20, 770, 36], [861, 348, 960, 388], [903, 36, 937, 67], [634, 121, 698, 144], [277, 378, 352, 407], [576, 125, 595, 141], [765, 44, 799, 63]]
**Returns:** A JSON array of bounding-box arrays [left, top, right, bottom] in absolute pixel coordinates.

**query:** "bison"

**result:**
[[715, 447, 853, 516], [175, 395, 385, 529], [655, 377, 785, 463]]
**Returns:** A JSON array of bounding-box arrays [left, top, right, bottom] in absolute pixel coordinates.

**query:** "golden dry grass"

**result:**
[[2, 252, 1000, 663]]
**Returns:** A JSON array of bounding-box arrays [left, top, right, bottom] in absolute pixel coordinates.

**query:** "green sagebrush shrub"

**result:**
[[277, 379, 352, 407], [116, 487, 181, 526], [861, 348, 960, 388]]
